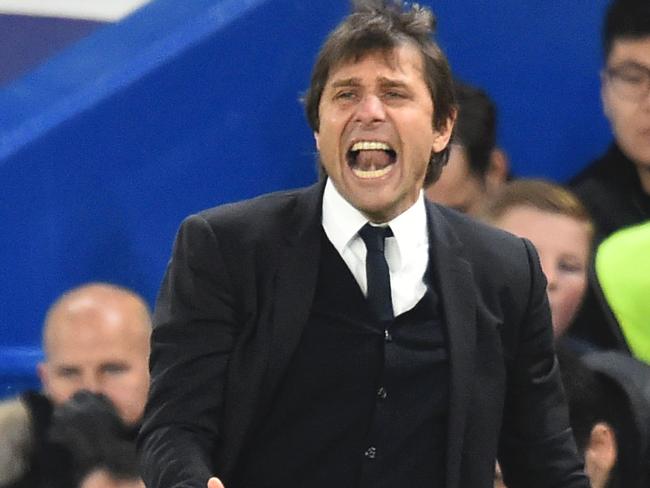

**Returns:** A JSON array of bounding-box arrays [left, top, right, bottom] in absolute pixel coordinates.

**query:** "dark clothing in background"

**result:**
[[570, 144, 650, 241], [2, 391, 139, 488], [568, 144, 650, 351], [567, 260, 630, 353], [583, 350, 650, 488]]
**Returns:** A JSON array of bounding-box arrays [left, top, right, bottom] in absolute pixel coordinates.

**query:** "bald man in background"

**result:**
[[0, 283, 151, 487], [38, 283, 151, 426]]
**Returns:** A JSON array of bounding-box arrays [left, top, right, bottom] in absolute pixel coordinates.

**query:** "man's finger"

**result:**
[[207, 476, 225, 488]]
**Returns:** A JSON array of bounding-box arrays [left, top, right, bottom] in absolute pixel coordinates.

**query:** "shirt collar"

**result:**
[[322, 179, 429, 261]]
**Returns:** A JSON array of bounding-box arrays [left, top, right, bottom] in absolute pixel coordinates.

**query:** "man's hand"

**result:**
[[207, 477, 225, 488]]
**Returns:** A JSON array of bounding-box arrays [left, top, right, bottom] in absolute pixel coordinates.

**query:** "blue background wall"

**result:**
[[0, 0, 612, 396]]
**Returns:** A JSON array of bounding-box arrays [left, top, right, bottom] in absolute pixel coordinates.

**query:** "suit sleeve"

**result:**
[[498, 239, 590, 488], [138, 214, 239, 488]]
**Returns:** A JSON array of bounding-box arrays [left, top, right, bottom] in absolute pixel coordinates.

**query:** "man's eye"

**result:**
[[558, 261, 583, 274], [618, 71, 645, 84], [610, 65, 649, 84], [58, 368, 79, 378], [103, 364, 128, 374], [335, 91, 356, 100], [384, 91, 405, 99]]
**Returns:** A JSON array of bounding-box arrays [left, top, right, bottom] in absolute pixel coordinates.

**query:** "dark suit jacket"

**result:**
[[138, 181, 589, 488]]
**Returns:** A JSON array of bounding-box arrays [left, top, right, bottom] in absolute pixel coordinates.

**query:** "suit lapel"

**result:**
[[219, 182, 324, 479], [426, 203, 477, 488], [262, 180, 324, 404]]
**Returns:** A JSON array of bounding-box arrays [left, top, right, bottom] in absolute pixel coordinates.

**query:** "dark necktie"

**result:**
[[359, 223, 394, 323]]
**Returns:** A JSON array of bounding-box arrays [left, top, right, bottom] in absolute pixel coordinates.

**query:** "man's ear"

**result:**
[[432, 110, 457, 153], [485, 148, 510, 193], [585, 421, 617, 488], [37, 362, 49, 390], [314, 132, 320, 151]]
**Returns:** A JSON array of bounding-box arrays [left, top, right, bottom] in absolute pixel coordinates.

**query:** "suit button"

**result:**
[[377, 387, 387, 399], [364, 446, 377, 459], [384, 329, 392, 342]]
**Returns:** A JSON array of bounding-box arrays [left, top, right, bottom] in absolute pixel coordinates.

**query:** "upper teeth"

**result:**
[[351, 141, 392, 152]]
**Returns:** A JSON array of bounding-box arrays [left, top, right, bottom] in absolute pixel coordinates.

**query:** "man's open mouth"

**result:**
[[346, 140, 397, 179]]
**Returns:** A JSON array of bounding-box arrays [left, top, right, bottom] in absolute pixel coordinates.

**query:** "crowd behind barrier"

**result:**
[[1, 0, 649, 487]]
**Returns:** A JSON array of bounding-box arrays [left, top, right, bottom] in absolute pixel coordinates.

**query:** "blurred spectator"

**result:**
[[480, 179, 594, 343], [426, 80, 509, 215], [38, 282, 151, 427], [569, 0, 650, 240], [66, 392, 145, 488], [495, 347, 650, 488], [482, 179, 650, 486], [559, 347, 650, 488], [0, 399, 34, 485], [48, 391, 141, 482], [0, 283, 151, 487], [0, 391, 143, 488], [595, 221, 650, 361], [573, 221, 650, 359], [558, 348, 619, 488]]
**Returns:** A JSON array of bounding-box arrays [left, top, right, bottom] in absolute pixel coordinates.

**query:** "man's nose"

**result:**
[[641, 85, 650, 110], [80, 373, 101, 394], [541, 260, 557, 291], [354, 94, 386, 125]]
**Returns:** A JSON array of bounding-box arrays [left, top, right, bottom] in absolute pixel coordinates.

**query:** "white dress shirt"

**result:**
[[321, 179, 430, 317]]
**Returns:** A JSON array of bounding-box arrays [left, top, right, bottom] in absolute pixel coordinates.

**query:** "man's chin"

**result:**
[[351, 197, 404, 223]]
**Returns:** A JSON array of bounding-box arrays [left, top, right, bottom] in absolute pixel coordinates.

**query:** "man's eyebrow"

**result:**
[[100, 360, 129, 367], [377, 77, 409, 88], [55, 365, 80, 372], [329, 78, 362, 88], [609, 60, 650, 71], [328, 77, 411, 89]]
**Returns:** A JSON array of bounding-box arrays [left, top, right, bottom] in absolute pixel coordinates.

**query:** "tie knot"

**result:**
[[359, 223, 393, 253]]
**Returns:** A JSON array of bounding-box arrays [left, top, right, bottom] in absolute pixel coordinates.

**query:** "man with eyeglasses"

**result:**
[[570, 0, 650, 241], [568, 0, 650, 352]]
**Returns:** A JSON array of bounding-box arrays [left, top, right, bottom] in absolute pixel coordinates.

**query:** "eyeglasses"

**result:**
[[604, 62, 650, 102]]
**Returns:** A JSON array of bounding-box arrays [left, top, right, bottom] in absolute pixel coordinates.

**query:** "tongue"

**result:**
[[354, 150, 392, 170]]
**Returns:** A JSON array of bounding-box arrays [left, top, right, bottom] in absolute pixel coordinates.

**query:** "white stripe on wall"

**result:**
[[0, 0, 151, 21]]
